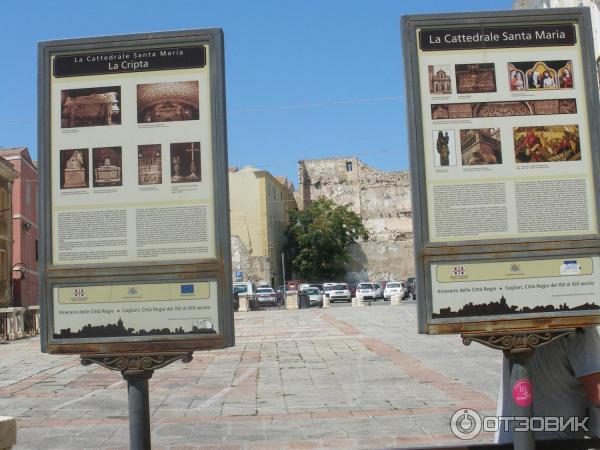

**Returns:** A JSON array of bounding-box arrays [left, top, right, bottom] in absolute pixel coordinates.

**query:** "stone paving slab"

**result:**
[[0, 302, 501, 449]]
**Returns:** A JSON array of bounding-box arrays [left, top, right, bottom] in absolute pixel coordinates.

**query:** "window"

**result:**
[[346, 161, 353, 171]]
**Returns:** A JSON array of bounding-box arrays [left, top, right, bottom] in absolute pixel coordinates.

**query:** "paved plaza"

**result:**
[[0, 301, 502, 449]]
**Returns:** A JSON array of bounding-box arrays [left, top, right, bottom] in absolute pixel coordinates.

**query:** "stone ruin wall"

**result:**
[[231, 235, 269, 283], [297, 157, 414, 282]]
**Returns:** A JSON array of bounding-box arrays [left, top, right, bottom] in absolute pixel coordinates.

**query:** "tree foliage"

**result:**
[[285, 197, 368, 281]]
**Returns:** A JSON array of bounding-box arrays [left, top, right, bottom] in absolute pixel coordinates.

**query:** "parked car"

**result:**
[[309, 283, 324, 293], [373, 282, 384, 299], [255, 287, 279, 307], [324, 283, 351, 302], [405, 277, 416, 299], [305, 287, 323, 307], [356, 282, 377, 301], [383, 282, 406, 301], [347, 283, 357, 298]]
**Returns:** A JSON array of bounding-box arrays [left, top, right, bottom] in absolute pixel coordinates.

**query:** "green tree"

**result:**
[[285, 197, 368, 281]]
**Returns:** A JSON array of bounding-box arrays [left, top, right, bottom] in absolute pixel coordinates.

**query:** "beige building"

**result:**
[[229, 166, 297, 287]]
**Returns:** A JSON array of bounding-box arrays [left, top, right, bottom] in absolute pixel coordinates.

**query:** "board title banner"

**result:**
[[419, 24, 576, 51], [53, 45, 206, 77]]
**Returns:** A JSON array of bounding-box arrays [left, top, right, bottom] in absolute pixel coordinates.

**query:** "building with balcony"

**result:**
[[0, 148, 37, 307]]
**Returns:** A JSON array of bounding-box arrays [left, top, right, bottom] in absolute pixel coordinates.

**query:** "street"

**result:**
[[1, 301, 501, 449]]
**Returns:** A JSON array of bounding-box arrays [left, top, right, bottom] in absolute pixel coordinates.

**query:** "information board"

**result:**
[[39, 29, 233, 353], [402, 9, 600, 334]]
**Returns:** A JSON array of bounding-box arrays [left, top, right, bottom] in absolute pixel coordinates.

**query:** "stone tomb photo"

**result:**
[[138, 144, 162, 185], [60, 148, 89, 189], [92, 147, 122, 187], [459, 128, 502, 166], [137, 81, 200, 123], [61, 86, 121, 128], [170, 142, 201, 183]]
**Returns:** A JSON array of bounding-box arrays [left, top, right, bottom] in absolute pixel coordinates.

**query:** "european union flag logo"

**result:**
[[181, 284, 194, 294]]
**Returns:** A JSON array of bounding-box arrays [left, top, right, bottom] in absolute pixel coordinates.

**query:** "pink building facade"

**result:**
[[0, 148, 38, 307]]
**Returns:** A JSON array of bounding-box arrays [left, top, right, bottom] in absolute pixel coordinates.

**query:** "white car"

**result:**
[[324, 283, 351, 302], [356, 282, 378, 300], [255, 287, 278, 306], [383, 282, 406, 301]]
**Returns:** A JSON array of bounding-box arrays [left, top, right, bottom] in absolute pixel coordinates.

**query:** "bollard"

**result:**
[[322, 294, 330, 308], [356, 294, 365, 307], [238, 294, 249, 312], [0, 416, 16, 450], [391, 294, 402, 305], [286, 291, 299, 310]]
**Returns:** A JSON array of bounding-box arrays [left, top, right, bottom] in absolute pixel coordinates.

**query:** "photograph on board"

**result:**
[[138, 144, 162, 185], [459, 128, 502, 165], [514, 125, 581, 163], [170, 142, 201, 183], [92, 146, 123, 187], [137, 81, 200, 123], [455, 63, 496, 94], [432, 130, 456, 167], [60, 148, 89, 189], [508, 61, 573, 91], [61, 86, 121, 128], [428, 65, 452, 95]]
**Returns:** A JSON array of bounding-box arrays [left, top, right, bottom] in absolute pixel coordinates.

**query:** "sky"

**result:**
[[1, 0, 514, 186]]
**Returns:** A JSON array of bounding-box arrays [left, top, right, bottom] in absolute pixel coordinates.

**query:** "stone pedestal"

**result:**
[[322, 295, 330, 308], [355, 294, 365, 307], [0, 416, 16, 450], [286, 291, 299, 310], [391, 294, 402, 306], [238, 294, 249, 312]]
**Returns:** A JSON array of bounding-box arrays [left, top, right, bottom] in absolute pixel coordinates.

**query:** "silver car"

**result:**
[[305, 287, 323, 307]]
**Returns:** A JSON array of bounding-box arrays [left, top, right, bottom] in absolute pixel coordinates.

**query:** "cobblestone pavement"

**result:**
[[0, 301, 501, 449]]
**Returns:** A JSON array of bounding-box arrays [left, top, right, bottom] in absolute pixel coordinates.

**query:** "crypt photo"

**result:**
[[138, 144, 162, 185], [60, 148, 89, 189], [137, 81, 200, 123], [170, 142, 201, 183], [513, 125, 581, 163], [459, 128, 502, 166], [92, 147, 123, 187], [61, 86, 121, 128]]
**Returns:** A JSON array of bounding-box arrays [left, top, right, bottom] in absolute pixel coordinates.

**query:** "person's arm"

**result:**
[[580, 372, 600, 407]]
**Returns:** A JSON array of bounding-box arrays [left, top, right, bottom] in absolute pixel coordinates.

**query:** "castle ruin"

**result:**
[[296, 157, 414, 282]]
